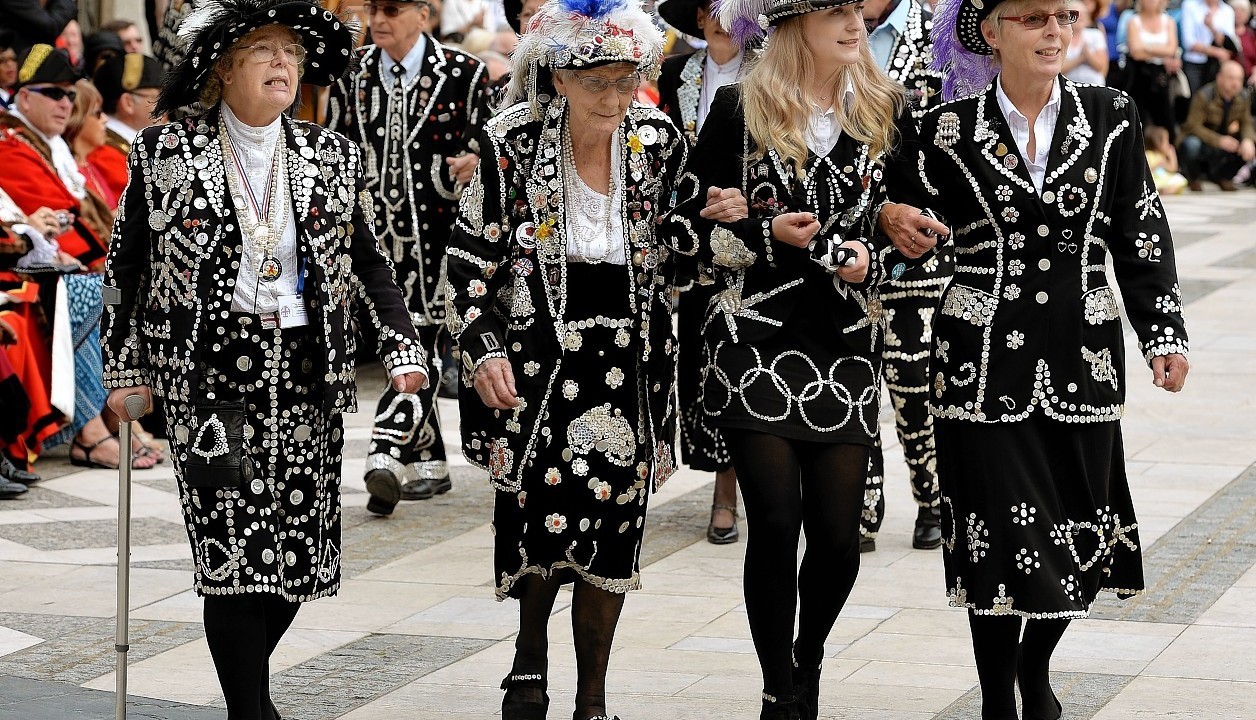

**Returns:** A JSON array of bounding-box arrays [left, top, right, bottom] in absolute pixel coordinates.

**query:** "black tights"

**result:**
[[968, 613, 1071, 720], [724, 430, 869, 700], [512, 574, 627, 720], [203, 594, 301, 720]]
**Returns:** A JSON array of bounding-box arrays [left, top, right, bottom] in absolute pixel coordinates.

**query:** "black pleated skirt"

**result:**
[[935, 415, 1145, 618]]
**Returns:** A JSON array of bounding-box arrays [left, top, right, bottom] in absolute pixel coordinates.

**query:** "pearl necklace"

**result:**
[[220, 116, 288, 283], [562, 118, 618, 264]]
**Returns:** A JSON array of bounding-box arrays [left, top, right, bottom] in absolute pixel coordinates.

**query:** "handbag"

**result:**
[[183, 397, 253, 489]]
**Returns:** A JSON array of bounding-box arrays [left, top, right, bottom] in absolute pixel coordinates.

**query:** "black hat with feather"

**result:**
[[157, 0, 356, 115]]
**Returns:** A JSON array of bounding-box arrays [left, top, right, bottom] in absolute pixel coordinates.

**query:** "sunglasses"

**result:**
[[25, 86, 78, 103], [1002, 9, 1081, 28], [364, 2, 424, 17]]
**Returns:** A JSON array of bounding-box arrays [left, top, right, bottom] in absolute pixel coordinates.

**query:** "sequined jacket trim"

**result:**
[[664, 84, 919, 355], [445, 100, 688, 492], [657, 49, 706, 146], [100, 109, 425, 415], [327, 38, 490, 326], [918, 78, 1188, 424]]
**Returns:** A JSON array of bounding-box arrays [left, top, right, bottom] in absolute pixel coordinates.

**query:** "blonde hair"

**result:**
[[740, 17, 904, 174], [64, 78, 103, 147]]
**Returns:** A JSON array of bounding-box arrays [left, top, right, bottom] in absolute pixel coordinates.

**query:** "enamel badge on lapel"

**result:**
[[1004, 154, 1018, 169], [996, 143, 1008, 157]]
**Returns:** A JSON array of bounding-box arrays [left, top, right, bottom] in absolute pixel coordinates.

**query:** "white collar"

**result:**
[[994, 74, 1061, 123], [221, 101, 282, 154], [105, 116, 141, 142], [704, 51, 742, 76], [383, 34, 428, 80], [871, 0, 913, 37]]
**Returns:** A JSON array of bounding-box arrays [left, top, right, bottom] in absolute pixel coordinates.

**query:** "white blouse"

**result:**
[[995, 76, 1062, 195], [221, 103, 299, 315], [565, 133, 626, 265]]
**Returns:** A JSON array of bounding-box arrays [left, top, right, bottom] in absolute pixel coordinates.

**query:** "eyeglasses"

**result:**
[[240, 42, 307, 65], [364, 2, 422, 17], [570, 73, 641, 95], [128, 90, 160, 104], [1002, 9, 1081, 28], [24, 86, 77, 103], [0, 54, 17, 65]]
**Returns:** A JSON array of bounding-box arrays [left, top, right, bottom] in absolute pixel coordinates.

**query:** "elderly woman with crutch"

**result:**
[[101, 1, 426, 717], [887, 0, 1191, 717]]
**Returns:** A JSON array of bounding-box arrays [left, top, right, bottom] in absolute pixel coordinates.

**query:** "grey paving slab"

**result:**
[[0, 484, 104, 510], [934, 671, 1137, 720], [0, 676, 223, 720], [1090, 463, 1256, 625], [0, 614, 204, 685], [0, 517, 186, 552], [259, 634, 495, 719]]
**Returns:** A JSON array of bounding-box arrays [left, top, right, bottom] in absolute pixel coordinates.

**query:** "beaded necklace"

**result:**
[[562, 117, 619, 264], [219, 116, 288, 283]]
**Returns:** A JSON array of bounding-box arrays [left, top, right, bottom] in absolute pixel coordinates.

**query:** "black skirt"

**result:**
[[492, 263, 651, 599], [935, 416, 1144, 618], [702, 288, 880, 445], [165, 313, 345, 601]]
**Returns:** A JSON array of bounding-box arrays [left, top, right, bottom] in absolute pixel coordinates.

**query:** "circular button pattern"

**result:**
[[1036, 291, 1049, 304], [1039, 259, 1051, 271]]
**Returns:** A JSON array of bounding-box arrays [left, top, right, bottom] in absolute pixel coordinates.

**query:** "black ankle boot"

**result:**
[[791, 659, 822, 720], [760, 692, 801, 720], [501, 672, 549, 720]]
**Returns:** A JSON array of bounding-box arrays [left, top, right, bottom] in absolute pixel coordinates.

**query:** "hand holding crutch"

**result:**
[[107, 387, 152, 720]]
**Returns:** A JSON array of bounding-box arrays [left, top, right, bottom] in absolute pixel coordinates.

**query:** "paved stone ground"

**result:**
[[2, 188, 1255, 719]]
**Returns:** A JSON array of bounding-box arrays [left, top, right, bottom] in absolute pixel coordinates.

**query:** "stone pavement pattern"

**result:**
[[2, 190, 1256, 719]]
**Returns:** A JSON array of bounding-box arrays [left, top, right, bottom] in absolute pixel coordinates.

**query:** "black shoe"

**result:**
[[501, 673, 549, 720], [364, 469, 402, 516], [0, 456, 39, 485], [707, 503, 740, 544], [912, 506, 943, 550], [400, 475, 452, 501], [760, 693, 801, 720], [859, 536, 876, 553], [792, 659, 822, 720], [0, 476, 28, 499]]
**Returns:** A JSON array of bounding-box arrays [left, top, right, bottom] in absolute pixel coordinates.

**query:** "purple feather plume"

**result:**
[[560, 0, 628, 20], [713, 0, 770, 45], [930, 0, 998, 101]]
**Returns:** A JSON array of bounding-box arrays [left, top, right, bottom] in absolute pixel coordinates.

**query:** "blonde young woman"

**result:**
[[667, 0, 946, 716]]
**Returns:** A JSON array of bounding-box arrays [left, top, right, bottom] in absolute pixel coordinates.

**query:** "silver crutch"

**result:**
[[116, 393, 147, 720]]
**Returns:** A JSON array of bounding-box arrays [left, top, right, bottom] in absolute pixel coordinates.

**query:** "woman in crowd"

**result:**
[[656, 0, 747, 545], [666, 0, 945, 715], [101, 1, 426, 717], [444, 1, 688, 717], [1126, 0, 1181, 132], [916, 0, 1190, 717], [65, 79, 128, 212], [1063, 0, 1109, 84]]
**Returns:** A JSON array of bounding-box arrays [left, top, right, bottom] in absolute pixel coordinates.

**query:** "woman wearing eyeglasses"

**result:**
[[100, 2, 426, 717], [445, 1, 687, 717], [902, 1, 1190, 717], [664, 0, 943, 715]]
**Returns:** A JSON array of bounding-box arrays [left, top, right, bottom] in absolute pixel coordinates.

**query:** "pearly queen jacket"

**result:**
[[100, 109, 425, 415], [915, 77, 1188, 424], [444, 100, 688, 492]]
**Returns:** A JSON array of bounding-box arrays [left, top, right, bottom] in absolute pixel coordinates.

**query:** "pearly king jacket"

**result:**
[[100, 109, 425, 415], [916, 77, 1188, 425], [885, 0, 943, 121], [327, 37, 490, 326], [445, 101, 688, 492], [657, 49, 708, 146], [664, 85, 921, 358]]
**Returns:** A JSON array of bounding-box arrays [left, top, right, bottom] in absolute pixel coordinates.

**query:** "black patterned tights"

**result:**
[[203, 594, 301, 720], [724, 430, 870, 700], [512, 574, 627, 720]]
